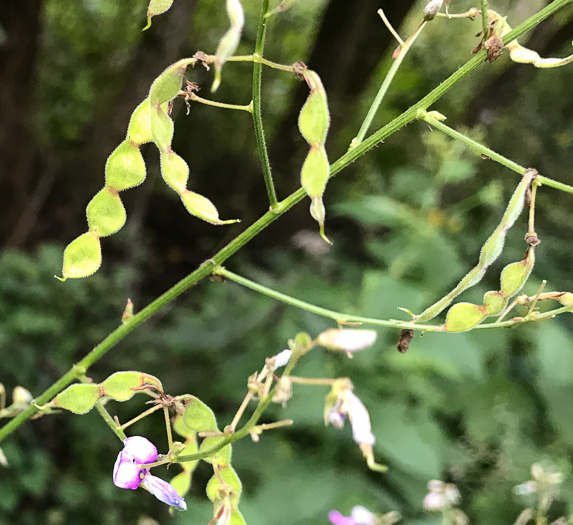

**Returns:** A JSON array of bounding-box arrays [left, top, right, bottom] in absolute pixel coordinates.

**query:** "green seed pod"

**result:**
[[127, 98, 153, 145], [62, 232, 102, 280], [212, 0, 245, 92], [444, 302, 487, 333], [160, 151, 189, 193], [86, 187, 126, 237], [183, 396, 219, 433], [301, 147, 329, 198], [150, 59, 191, 106], [100, 371, 163, 401], [558, 292, 573, 306], [206, 466, 242, 502], [483, 291, 507, 316], [298, 71, 329, 146], [105, 140, 147, 191], [52, 384, 101, 414], [143, 0, 174, 31], [500, 248, 535, 297], [180, 190, 239, 225], [200, 437, 232, 466], [150, 106, 174, 151]]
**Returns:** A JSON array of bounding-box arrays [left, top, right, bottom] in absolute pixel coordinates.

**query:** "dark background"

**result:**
[[1, 0, 573, 523]]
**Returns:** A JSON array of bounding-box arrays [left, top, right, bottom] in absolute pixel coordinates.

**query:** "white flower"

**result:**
[[424, 0, 444, 19], [273, 349, 292, 369], [317, 329, 377, 353]]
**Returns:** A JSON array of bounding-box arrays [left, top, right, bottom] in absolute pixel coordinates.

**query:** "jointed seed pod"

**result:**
[[414, 169, 536, 321], [212, 0, 245, 92], [143, 0, 175, 31], [443, 246, 537, 332], [298, 69, 331, 244]]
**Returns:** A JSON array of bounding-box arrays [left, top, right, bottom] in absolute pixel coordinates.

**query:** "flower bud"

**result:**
[[424, 0, 444, 20], [316, 329, 377, 353], [12, 386, 33, 406]]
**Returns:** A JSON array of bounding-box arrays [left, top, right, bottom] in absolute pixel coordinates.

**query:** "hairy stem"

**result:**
[[252, 0, 278, 210]]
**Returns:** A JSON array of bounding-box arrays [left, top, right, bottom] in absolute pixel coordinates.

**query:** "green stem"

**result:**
[[252, 0, 278, 210], [352, 20, 426, 148], [480, 0, 489, 40], [189, 93, 253, 113], [95, 402, 126, 441], [229, 54, 294, 72], [420, 112, 573, 196], [0, 0, 569, 445], [214, 266, 439, 330]]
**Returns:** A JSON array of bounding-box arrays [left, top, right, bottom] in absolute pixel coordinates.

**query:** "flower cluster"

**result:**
[[113, 436, 187, 510]]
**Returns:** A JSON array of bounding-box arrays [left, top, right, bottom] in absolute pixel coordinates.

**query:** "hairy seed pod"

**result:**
[[200, 437, 232, 466], [143, 0, 174, 30], [558, 293, 573, 306], [414, 169, 536, 321], [301, 147, 329, 198], [86, 187, 127, 237], [105, 140, 147, 191], [483, 291, 507, 316], [212, 0, 245, 92], [206, 466, 242, 501], [150, 106, 175, 151], [150, 59, 190, 106], [298, 71, 329, 146], [183, 396, 218, 433], [62, 232, 102, 280], [127, 99, 153, 145], [444, 303, 487, 333], [500, 247, 535, 297], [180, 190, 239, 225], [160, 151, 190, 193]]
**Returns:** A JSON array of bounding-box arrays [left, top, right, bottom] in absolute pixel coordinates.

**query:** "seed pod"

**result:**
[[150, 59, 190, 106], [105, 140, 147, 191], [444, 303, 487, 333], [558, 293, 573, 306], [414, 169, 536, 321], [150, 106, 175, 152], [200, 437, 232, 466], [483, 291, 507, 316], [500, 247, 535, 297], [180, 190, 239, 225], [143, 0, 174, 31], [100, 371, 163, 401], [298, 71, 329, 146], [206, 466, 242, 502], [62, 232, 102, 280], [52, 384, 101, 414], [127, 99, 153, 145], [86, 187, 126, 237], [160, 151, 189, 193], [212, 0, 245, 92], [301, 147, 329, 198], [183, 396, 218, 433]]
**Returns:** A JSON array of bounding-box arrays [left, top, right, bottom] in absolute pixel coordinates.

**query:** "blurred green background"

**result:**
[[1, 0, 573, 523]]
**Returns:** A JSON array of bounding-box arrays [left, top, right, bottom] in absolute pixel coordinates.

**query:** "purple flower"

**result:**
[[113, 436, 157, 489], [113, 436, 187, 510], [141, 473, 187, 510]]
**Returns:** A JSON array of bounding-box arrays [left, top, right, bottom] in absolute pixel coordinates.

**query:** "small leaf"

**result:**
[[62, 232, 102, 279], [52, 384, 101, 414]]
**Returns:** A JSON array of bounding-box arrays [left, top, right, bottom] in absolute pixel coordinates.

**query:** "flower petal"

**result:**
[[328, 510, 356, 525], [113, 451, 142, 489], [141, 473, 187, 510], [123, 436, 158, 464], [347, 391, 375, 446]]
